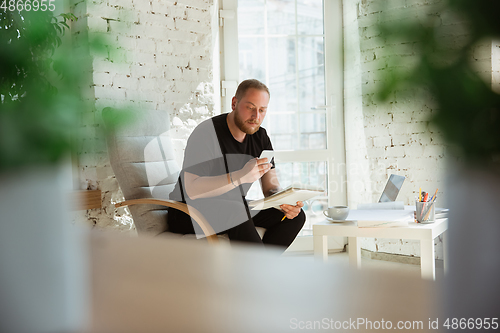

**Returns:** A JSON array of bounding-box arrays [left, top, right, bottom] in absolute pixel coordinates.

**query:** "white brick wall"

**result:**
[[70, 0, 216, 232]]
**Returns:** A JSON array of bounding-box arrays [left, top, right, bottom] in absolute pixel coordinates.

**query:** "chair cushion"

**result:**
[[103, 109, 177, 235]]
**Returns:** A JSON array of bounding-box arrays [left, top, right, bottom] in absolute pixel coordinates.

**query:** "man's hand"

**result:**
[[235, 158, 272, 184], [280, 201, 304, 220]]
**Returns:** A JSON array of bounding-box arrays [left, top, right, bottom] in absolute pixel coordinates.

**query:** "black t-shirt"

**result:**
[[169, 113, 275, 202]]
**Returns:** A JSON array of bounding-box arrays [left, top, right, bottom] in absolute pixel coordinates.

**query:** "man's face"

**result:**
[[232, 88, 270, 135]]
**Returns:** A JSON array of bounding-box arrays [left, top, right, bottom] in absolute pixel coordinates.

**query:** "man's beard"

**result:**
[[234, 107, 261, 135]]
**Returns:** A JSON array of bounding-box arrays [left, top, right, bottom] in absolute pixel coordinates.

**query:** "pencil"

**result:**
[[281, 215, 287, 221], [422, 202, 434, 221], [418, 187, 422, 202], [430, 188, 439, 202]]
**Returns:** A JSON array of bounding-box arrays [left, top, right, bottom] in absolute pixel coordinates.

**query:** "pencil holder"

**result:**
[[415, 200, 435, 223]]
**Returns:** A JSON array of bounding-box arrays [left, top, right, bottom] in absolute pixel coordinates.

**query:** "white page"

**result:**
[[250, 190, 320, 210]]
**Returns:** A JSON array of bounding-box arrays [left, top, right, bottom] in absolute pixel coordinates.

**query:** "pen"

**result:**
[[419, 191, 428, 220]]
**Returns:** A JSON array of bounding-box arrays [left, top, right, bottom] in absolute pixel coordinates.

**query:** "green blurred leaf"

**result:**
[[0, 9, 132, 172]]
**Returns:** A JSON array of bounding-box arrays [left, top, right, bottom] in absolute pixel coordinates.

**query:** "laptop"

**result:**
[[379, 174, 405, 202]]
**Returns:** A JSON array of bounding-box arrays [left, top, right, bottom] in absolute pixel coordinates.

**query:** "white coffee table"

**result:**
[[313, 218, 448, 280]]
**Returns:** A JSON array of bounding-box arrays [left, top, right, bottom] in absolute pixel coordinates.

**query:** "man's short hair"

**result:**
[[234, 79, 270, 101]]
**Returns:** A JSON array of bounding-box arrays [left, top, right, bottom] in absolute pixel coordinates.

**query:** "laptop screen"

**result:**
[[379, 174, 405, 202]]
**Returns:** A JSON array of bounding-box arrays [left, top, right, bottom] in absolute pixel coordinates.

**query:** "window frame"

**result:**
[[219, 0, 346, 224]]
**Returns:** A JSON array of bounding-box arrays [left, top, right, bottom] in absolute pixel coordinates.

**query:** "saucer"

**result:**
[[325, 217, 352, 223]]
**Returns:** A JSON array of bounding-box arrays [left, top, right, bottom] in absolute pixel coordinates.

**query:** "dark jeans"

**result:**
[[167, 198, 306, 249]]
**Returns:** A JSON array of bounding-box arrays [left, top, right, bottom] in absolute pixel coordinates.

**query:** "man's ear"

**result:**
[[231, 96, 238, 110]]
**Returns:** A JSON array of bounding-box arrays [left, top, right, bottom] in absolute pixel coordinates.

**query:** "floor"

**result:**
[[284, 250, 445, 280]]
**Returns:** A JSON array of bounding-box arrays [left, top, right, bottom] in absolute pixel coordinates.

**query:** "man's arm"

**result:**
[[184, 158, 272, 200], [184, 171, 237, 200]]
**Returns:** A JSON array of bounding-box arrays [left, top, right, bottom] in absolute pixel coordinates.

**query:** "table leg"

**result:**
[[442, 230, 448, 275], [420, 239, 435, 280], [348, 237, 361, 269], [314, 235, 328, 262]]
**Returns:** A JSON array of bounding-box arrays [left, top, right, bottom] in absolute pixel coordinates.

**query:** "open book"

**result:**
[[248, 184, 324, 210]]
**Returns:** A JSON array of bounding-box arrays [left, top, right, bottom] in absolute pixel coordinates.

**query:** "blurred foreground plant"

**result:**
[[377, 0, 500, 165], [0, 10, 83, 171], [0, 10, 131, 172]]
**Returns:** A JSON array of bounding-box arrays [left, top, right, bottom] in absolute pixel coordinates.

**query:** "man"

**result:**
[[168, 79, 305, 249]]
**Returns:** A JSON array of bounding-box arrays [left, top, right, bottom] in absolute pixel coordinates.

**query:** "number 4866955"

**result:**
[[443, 318, 498, 330], [1, 0, 56, 11]]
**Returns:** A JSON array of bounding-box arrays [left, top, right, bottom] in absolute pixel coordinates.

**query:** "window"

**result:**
[[221, 0, 344, 235]]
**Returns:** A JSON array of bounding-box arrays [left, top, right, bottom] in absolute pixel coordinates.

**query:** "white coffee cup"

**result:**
[[323, 206, 349, 220]]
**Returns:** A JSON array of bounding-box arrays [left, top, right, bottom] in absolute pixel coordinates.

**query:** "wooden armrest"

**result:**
[[69, 190, 102, 210], [115, 199, 219, 245]]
